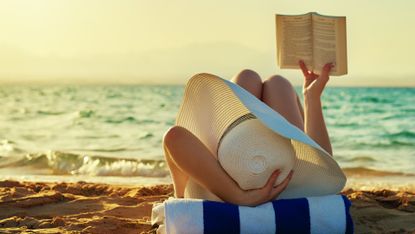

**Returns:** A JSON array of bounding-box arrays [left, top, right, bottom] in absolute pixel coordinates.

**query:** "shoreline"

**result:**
[[0, 180, 414, 233], [2, 172, 415, 193]]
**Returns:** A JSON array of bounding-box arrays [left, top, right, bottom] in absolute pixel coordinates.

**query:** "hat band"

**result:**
[[217, 113, 256, 153]]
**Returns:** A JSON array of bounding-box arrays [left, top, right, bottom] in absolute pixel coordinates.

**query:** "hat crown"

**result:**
[[218, 118, 296, 190], [248, 155, 267, 174]]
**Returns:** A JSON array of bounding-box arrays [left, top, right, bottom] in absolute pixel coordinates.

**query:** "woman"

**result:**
[[163, 61, 334, 207]]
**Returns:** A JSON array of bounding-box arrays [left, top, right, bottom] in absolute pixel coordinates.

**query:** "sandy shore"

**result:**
[[0, 180, 414, 234]]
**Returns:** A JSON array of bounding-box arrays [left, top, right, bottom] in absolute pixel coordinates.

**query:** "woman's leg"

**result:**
[[163, 126, 217, 198], [262, 75, 305, 131], [231, 69, 263, 99], [163, 141, 188, 198]]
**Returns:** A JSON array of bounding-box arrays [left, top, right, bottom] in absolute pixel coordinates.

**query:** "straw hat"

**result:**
[[176, 73, 346, 200]]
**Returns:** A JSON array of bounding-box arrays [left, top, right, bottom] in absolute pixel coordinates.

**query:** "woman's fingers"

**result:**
[[313, 63, 333, 92], [320, 63, 333, 81], [246, 170, 280, 206], [246, 170, 293, 206], [299, 60, 310, 77], [299, 60, 317, 87], [264, 170, 281, 190], [269, 170, 294, 198]]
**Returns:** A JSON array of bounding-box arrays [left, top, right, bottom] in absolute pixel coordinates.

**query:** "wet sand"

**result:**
[[0, 180, 414, 233]]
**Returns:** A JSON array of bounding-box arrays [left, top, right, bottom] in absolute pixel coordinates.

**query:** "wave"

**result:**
[[359, 96, 393, 104], [78, 110, 95, 118], [77, 147, 141, 153], [78, 134, 120, 139], [389, 140, 414, 147], [101, 116, 159, 125], [346, 140, 414, 149], [0, 140, 25, 156], [342, 156, 377, 163], [402, 108, 415, 113], [140, 132, 154, 139], [387, 130, 415, 139], [332, 122, 359, 128], [36, 110, 67, 116], [342, 166, 415, 177], [0, 151, 169, 177], [104, 116, 137, 124]]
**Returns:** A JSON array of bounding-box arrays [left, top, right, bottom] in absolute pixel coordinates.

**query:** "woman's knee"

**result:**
[[263, 75, 295, 93], [163, 126, 190, 147], [231, 69, 262, 99]]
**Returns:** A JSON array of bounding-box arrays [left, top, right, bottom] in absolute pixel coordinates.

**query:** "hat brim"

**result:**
[[176, 73, 346, 199]]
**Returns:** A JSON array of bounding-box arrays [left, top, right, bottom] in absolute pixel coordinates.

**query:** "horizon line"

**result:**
[[0, 81, 413, 88]]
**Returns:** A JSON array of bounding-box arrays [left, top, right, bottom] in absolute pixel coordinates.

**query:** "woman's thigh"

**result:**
[[262, 75, 304, 131]]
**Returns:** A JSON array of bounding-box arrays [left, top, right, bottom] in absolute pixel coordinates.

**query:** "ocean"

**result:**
[[0, 84, 414, 188]]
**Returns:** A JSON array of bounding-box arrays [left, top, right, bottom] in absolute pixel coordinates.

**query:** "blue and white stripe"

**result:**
[[157, 195, 353, 234]]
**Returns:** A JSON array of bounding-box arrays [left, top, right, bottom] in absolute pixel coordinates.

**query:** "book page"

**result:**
[[312, 13, 347, 75], [276, 13, 313, 69]]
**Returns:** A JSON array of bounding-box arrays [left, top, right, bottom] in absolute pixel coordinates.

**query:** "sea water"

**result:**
[[0, 85, 414, 187]]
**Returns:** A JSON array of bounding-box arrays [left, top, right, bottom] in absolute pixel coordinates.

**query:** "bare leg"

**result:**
[[262, 75, 304, 131], [231, 69, 262, 99], [163, 126, 192, 198], [296, 95, 305, 122], [163, 141, 188, 198]]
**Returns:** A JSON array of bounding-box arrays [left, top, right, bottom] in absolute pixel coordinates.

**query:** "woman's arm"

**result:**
[[163, 126, 292, 206], [299, 61, 333, 155]]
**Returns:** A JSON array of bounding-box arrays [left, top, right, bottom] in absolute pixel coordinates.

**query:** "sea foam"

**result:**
[[0, 151, 169, 177]]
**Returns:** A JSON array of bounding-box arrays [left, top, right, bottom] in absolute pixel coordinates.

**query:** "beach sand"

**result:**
[[0, 180, 414, 234]]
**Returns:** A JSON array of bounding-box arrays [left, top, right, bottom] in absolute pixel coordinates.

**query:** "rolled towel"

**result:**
[[151, 195, 353, 234]]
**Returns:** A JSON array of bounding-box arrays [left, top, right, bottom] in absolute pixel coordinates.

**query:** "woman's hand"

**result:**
[[299, 60, 333, 100], [238, 170, 293, 207]]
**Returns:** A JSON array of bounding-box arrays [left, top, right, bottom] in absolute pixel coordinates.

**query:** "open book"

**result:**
[[276, 12, 347, 76]]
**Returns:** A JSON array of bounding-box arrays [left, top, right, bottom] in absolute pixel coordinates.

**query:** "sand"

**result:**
[[0, 180, 414, 234]]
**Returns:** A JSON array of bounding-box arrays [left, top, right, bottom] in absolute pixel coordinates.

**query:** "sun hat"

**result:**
[[175, 73, 346, 200]]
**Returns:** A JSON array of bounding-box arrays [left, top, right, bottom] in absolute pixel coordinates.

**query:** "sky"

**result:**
[[0, 0, 414, 86]]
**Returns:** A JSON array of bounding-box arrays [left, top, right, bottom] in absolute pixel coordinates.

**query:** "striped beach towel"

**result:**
[[151, 195, 353, 234]]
